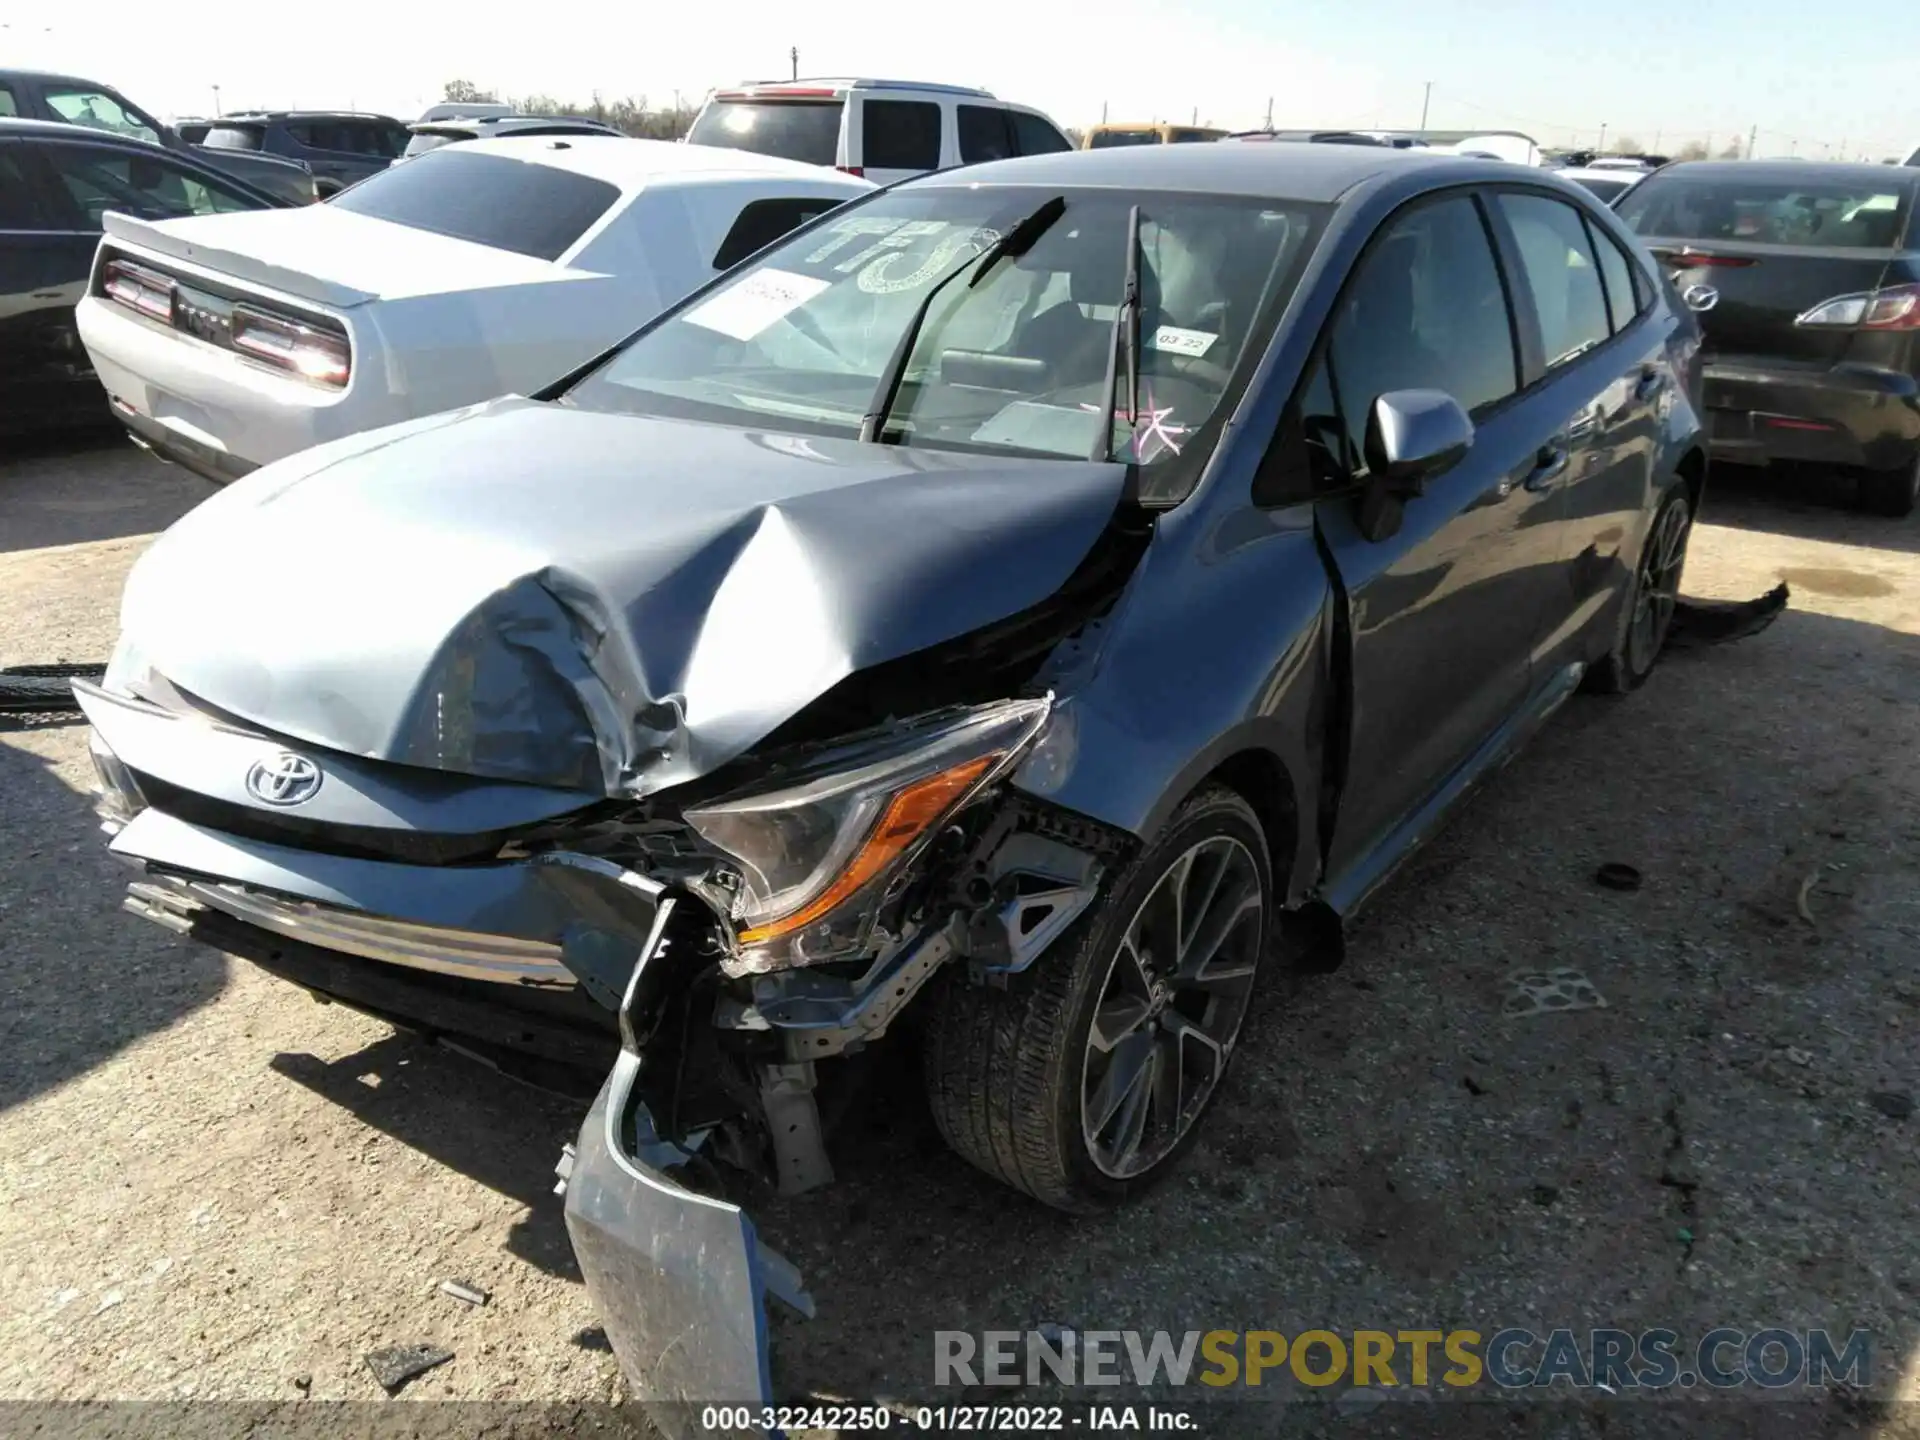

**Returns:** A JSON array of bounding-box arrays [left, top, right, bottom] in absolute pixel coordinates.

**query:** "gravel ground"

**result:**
[[2, 431, 1917, 1437]]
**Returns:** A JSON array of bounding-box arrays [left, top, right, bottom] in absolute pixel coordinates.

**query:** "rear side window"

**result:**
[[712, 195, 844, 270], [957, 105, 1013, 164], [1617, 174, 1911, 250], [1495, 193, 1613, 368], [203, 124, 266, 152], [327, 149, 618, 260], [686, 100, 843, 167], [1319, 195, 1519, 470], [1168, 129, 1214, 144], [1586, 220, 1643, 334], [0, 84, 19, 118], [862, 100, 940, 170], [1011, 111, 1072, 155]]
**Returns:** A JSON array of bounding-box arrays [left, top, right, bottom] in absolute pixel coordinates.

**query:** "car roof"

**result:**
[[0, 68, 117, 88], [910, 141, 1494, 202], [409, 115, 617, 138], [715, 78, 993, 98], [445, 134, 877, 192], [222, 110, 404, 124], [1557, 166, 1639, 183], [1648, 159, 1920, 186]]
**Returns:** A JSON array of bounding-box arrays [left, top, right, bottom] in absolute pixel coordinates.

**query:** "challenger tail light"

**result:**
[[1796, 283, 1920, 331], [230, 305, 351, 386], [101, 259, 175, 322]]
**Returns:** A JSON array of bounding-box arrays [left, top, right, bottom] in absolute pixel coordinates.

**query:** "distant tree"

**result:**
[[441, 79, 497, 104], [1673, 140, 1710, 161], [1717, 140, 1745, 160], [1613, 136, 1644, 156]]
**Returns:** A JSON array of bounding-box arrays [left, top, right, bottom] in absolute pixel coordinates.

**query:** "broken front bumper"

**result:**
[[558, 895, 812, 1440]]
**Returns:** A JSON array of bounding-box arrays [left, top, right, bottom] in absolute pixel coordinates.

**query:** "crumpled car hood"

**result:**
[[116, 397, 1126, 794]]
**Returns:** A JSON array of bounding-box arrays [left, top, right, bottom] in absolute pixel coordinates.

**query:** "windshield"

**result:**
[[565, 185, 1326, 496], [687, 100, 843, 166], [1617, 175, 1913, 250]]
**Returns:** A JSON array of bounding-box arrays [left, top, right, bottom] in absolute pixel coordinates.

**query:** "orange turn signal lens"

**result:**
[[737, 754, 995, 946]]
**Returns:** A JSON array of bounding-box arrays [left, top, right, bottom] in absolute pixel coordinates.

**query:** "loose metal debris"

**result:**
[[1504, 968, 1609, 1018], [363, 1343, 455, 1393], [438, 1278, 489, 1307]]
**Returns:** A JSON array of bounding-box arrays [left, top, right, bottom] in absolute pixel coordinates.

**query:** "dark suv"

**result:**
[[0, 68, 316, 205], [199, 111, 409, 196]]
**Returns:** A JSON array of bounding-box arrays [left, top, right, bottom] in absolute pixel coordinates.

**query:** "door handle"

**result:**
[[1523, 444, 1569, 492]]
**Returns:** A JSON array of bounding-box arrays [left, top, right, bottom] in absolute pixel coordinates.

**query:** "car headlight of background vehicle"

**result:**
[[683, 698, 1050, 971]]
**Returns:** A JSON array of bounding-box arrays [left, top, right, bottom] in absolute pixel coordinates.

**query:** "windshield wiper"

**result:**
[[1091, 204, 1143, 463], [858, 195, 1068, 445]]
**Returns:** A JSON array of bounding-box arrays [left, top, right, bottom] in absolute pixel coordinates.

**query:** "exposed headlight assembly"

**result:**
[[683, 698, 1050, 971]]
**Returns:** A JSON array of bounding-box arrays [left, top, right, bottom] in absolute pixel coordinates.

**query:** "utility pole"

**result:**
[[211, 84, 221, 117], [1419, 81, 1431, 134], [1101, 101, 1108, 124], [1598, 121, 1608, 152], [1264, 96, 1273, 129], [1191, 106, 1198, 125], [1652, 128, 1661, 153], [789, 46, 798, 82], [1746, 124, 1757, 159]]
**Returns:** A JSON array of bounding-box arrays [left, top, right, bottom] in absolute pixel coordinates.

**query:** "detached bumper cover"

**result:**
[[1703, 356, 1920, 471], [562, 1052, 811, 1437]]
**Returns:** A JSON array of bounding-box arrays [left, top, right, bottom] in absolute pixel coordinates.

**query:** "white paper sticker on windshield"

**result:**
[[682, 268, 832, 342], [1149, 325, 1217, 358]]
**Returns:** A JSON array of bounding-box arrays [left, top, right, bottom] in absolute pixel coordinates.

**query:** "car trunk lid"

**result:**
[[100, 206, 574, 311], [1647, 238, 1900, 365]]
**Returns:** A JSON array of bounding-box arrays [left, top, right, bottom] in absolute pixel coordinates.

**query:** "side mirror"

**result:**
[[1362, 389, 1474, 497]]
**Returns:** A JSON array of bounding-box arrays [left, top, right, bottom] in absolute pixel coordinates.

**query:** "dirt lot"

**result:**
[[3, 431, 1918, 1436]]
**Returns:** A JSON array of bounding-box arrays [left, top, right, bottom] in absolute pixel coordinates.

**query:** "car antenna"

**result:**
[[859, 195, 1068, 445], [1091, 204, 1142, 463]]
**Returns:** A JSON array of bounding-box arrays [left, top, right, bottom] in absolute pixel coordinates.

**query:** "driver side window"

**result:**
[[42, 87, 161, 144], [1320, 194, 1519, 480], [43, 142, 257, 227]]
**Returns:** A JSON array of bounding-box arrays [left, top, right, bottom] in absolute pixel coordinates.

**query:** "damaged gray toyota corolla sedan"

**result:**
[[80, 143, 1704, 1423]]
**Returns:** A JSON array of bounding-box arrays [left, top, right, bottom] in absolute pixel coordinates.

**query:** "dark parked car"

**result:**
[[399, 114, 623, 160], [78, 142, 1703, 1417], [0, 119, 281, 437], [1618, 160, 1920, 515], [0, 69, 317, 205], [197, 111, 409, 195]]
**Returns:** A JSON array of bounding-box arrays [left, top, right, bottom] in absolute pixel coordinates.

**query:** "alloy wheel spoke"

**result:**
[[1087, 1030, 1155, 1138], [1177, 878, 1261, 986]]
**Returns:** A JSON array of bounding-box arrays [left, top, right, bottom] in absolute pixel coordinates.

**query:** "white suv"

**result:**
[[685, 78, 1072, 185]]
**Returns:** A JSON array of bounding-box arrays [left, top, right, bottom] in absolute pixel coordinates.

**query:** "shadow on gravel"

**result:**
[[269, 1032, 590, 1280], [0, 730, 227, 1115], [1704, 462, 1920, 557], [0, 427, 210, 555]]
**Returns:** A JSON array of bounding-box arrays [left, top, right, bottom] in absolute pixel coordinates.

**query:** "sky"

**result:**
[[4, 0, 1916, 161]]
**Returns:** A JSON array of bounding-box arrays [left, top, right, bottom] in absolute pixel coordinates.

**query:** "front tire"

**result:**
[[1856, 457, 1920, 518], [923, 785, 1271, 1213], [1586, 486, 1692, 694]]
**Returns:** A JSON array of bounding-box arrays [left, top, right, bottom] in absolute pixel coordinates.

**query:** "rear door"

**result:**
[[1487, 188, 1669, 661], [1303, 190, 1573, 887], [0, 139, 107, 432], [956, 103, 1015, 167], [1008, 108, 1074, 156], [851, 95, 943, 184]]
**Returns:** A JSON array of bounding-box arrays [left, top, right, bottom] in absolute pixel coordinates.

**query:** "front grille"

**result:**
[[131, 770, 512, 866]]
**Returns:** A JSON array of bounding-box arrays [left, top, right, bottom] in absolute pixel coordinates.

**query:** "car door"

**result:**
[[38, 135, 264, 230], [956, 103, 1016, 169], [1486, 189, 1667, 662], [851, 96, 941, 184], [1299, 190, 1578, 884], [0, 139, 107, 433], [1008, 108, 1074, 157]]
